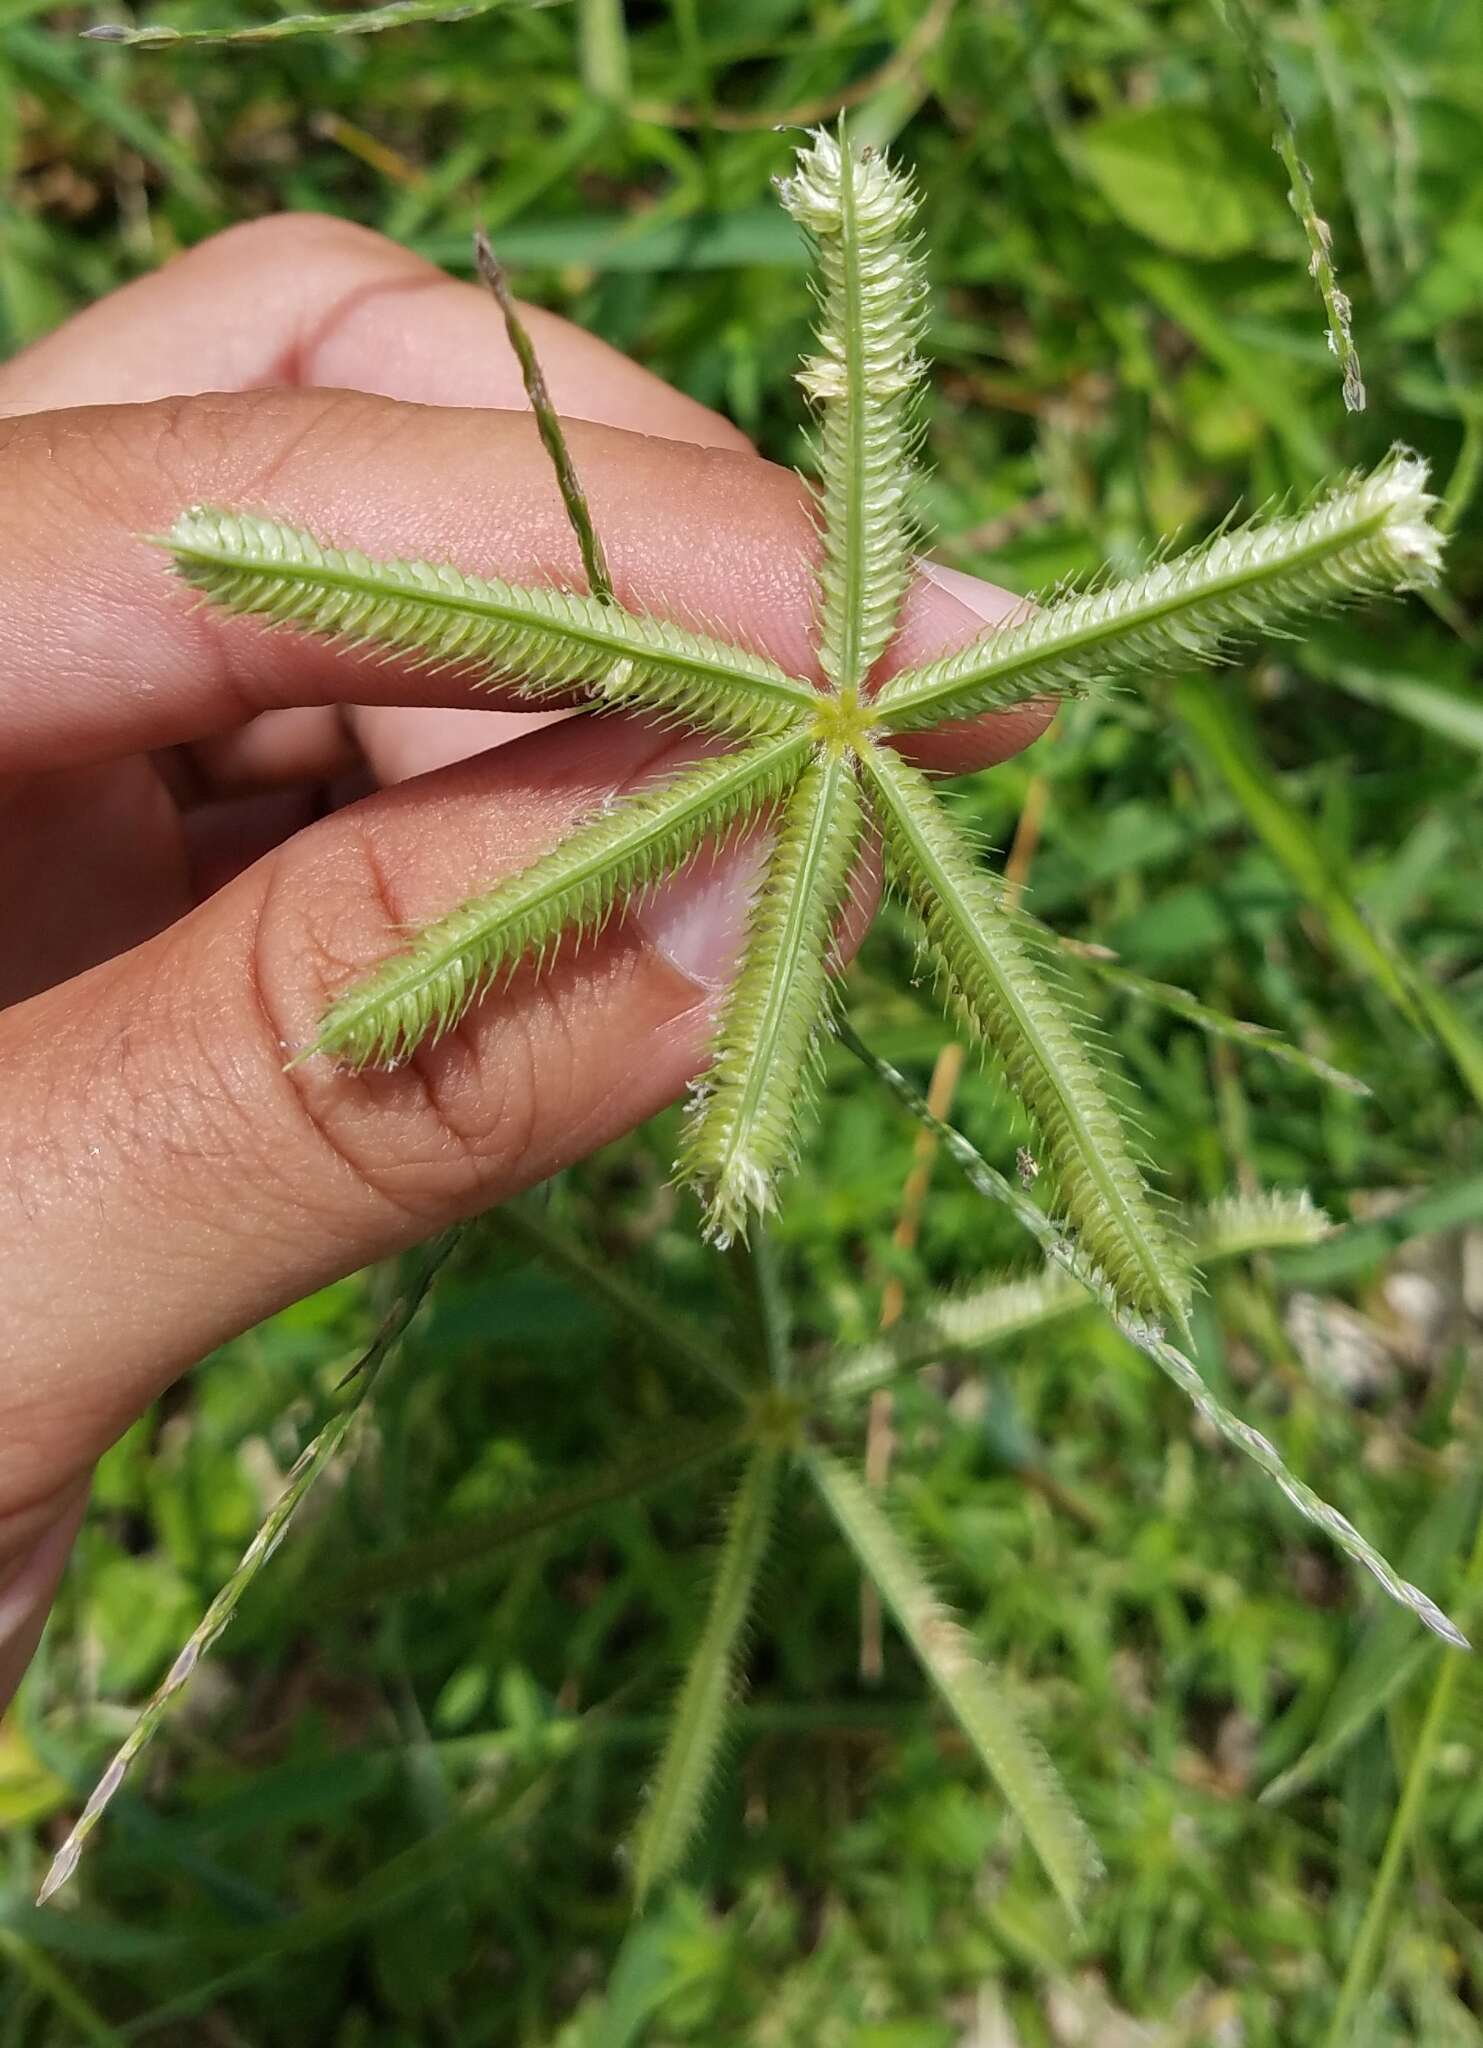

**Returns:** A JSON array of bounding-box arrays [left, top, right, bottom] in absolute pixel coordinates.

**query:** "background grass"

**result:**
[[4, 0, 1483, 2039]]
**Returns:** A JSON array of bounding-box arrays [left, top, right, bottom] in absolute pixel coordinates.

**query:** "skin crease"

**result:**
[[0, 214, 1051, 1709]]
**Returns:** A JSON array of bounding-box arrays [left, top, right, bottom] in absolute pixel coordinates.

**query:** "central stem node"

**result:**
[[809, 692, 879, 753]]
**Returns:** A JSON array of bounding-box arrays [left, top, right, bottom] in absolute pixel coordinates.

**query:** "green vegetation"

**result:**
[[4, 1, 1483, 2040]]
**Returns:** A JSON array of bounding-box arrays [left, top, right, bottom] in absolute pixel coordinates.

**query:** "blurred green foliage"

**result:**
[[3, 0, 1483, 2040]]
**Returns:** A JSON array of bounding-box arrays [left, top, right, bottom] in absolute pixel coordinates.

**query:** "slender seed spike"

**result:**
[[859, 740, 1191, 1331], [472, 228, 615, 606], [876, 449, 1443, 732], [165, 507, 817, 740], [841, 1022, 1468, 1650], [677, 749, 864, 1244], [807, 1446, 1100, 1917], [630, 1450, 779, 1901], [777, 124, 927, 697], [311, 734, 812, 1068]]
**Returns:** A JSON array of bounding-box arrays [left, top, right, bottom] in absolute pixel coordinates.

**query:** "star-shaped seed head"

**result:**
[[164, 126, 1442, 1337]]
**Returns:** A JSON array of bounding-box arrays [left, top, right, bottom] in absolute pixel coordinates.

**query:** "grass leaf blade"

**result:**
[[36, 1230, 462, 1907]]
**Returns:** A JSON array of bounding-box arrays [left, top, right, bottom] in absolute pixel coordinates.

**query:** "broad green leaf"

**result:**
[[1077, 105, 1289, 259]]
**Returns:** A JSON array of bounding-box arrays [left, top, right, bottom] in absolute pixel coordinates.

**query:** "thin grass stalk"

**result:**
[[838, 1021, 1467, 1649], [37, 1230, 462, 1906], [1060, 941, 1371, 1096]]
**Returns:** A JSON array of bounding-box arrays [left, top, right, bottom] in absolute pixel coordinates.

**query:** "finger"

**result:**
[[0, 712, 818, 1509], [0, 389, 1046, 779], [0, 212, 748, 450]]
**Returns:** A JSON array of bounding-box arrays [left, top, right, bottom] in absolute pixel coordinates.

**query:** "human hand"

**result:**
[[0, 214, 1048, 1707]]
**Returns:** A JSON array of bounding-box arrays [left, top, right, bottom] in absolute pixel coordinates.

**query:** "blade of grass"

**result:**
[[498, 1199, 746, 1401], [807, 1444, 1099, 1916], [1263, 1474, 1482, 1805], [1221, 0, 1365, 410], [1058, 939, 1371, 1095], [1173, 672, 1483, 1108], [1324, 1502, 1483, 2046], [839, 1020, 1468, 1649], [325, 1417, 748, 1606], [36, 1229, 463, 1907], [629, 1449, 779, 1900], [82, 0, 553, 46], [578, 0, 630, 105]]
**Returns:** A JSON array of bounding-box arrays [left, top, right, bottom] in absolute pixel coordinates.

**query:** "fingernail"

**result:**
[[915, 558, 1023, 628], [636, 833, 770, 993]]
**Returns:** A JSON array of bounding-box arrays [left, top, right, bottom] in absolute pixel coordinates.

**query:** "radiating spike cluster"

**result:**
[[777, 126, 927, 696], [677, 750, 864, 1244], [158, 141, 1444, 1282], [876, 450, 1443, 732], [167, 507, 816, 740], [860, 740, 1190, 1331], [313, 734, 811, 1068]]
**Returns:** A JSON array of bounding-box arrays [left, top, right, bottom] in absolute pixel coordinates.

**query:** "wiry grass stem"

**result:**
[[83, 0, 546, 44], [37, 1230, 462, 1906]]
